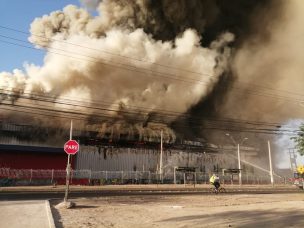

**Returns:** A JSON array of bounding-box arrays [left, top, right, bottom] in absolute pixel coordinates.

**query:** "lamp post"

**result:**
[[225, 133, 248, 186]]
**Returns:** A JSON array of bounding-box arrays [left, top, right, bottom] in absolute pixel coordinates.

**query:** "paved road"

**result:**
[[0, 200, 53, 228], [0, 186, 302, 200]]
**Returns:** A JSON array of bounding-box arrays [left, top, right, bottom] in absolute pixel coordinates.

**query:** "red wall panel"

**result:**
[[0, 151, 75, 170]]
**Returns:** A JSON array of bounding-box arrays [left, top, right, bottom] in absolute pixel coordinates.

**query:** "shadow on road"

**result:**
[[159, 209, 304, 227], [73, 205, 99, 209], [50, 203, 64, 228]]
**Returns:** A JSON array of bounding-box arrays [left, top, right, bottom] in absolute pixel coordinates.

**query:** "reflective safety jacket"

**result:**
[[210, 175, 216, 184], [210, 175, 219, 184]]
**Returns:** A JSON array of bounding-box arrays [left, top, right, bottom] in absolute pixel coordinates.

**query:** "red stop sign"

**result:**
[[64, 140, 79, 155]]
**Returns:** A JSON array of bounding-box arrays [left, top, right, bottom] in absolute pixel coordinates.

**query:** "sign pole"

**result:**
[[64, 120, 73, 203]]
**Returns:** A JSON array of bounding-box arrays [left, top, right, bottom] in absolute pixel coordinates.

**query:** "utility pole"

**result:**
[[226, 133, 248, 186], [268, 140, 274, 187], [237, 143, 242, 186]]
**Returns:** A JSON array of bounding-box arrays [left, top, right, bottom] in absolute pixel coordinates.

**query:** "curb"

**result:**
[[45, 200, 56, 228]]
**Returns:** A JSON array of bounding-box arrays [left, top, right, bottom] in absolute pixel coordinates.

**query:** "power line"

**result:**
[[0, 100, 300, 137], [0, 29, 304, 132], [0, 86, 302, 137], [0, 25, 216, 78], [0, 39, 212, 87], [0, 33, 214, 85], [0, 88, 302, 139], [2, 25, 304, 99], [0, 88, 295, 130], [1, 37, 304, 107]]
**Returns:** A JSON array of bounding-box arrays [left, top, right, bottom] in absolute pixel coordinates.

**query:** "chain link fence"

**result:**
[[0, 168, 292, 186]]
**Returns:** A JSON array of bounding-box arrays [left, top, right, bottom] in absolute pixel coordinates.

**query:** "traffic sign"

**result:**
[[64, 140, 79, 155]]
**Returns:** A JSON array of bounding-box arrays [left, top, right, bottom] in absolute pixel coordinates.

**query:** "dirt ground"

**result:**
[[52, 193, 304, 228]]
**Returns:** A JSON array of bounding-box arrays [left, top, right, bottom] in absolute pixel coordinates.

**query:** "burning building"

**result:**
[[0, 119, 261, 180], [0, 0, 303, 177]]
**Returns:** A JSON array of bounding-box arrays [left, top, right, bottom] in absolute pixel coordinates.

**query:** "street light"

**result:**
[[225, 133, 248, 186]]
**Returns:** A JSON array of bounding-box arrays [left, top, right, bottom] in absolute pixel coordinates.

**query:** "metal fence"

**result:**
[[0, 168, 291, 186]]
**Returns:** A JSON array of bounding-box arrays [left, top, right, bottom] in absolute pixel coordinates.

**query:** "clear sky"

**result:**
[[0, 0, 80, 72]]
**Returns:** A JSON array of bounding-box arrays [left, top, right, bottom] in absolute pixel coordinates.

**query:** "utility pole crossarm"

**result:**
[[225, 133, 248, 187]]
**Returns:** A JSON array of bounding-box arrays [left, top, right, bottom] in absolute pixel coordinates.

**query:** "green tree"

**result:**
[[291, 123, 304, 156]]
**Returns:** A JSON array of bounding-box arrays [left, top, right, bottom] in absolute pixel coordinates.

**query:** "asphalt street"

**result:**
[[0, 185, 302, 200]]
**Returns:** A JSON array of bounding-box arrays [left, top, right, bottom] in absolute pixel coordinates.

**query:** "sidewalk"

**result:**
[[0, 200, 54, 228]]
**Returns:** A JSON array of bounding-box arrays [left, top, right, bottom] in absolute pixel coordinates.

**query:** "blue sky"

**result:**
[[0, 0, 81, 72]]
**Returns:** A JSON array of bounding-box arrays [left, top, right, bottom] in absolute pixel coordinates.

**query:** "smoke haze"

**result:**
[[222, 0, 304, 122], [1, 0, 304, 149], [1, 1, 236, 141]]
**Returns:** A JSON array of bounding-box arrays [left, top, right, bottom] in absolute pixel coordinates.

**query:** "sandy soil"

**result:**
[[52, 193, 304, 228]]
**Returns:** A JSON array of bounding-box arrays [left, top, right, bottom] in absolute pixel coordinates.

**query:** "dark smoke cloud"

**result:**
[[79, 0, 274, 43], [31, 0, 275, 47], [2, 0, 289, 144], [138, 0, 277, 46]]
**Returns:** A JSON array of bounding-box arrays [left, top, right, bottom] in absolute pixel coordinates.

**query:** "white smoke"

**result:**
[[0, 4, 234, 141], [275, 119, 304, 169]]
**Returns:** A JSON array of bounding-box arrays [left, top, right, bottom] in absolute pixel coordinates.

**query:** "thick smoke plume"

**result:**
[[0, 1, 237, 141], [221, 0, 304, 122], [3, 0, 300, 149]]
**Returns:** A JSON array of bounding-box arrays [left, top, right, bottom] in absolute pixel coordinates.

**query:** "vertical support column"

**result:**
[[121, 171, 124, 184], [30, 169, 33, 183], [205, 173, 207, 185], [89, 170, 92, 185], [268, 140, 274, 187], [237, 144, 242, 186], [148, 171, 151, 184], [51, 169, 54, 184], [159, 130, 163, 183], [174, 167, 176, 185]]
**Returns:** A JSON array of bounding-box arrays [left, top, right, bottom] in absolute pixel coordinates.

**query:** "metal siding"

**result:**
[[75, 146, 236, 173], [76, 146, 159, 171]]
